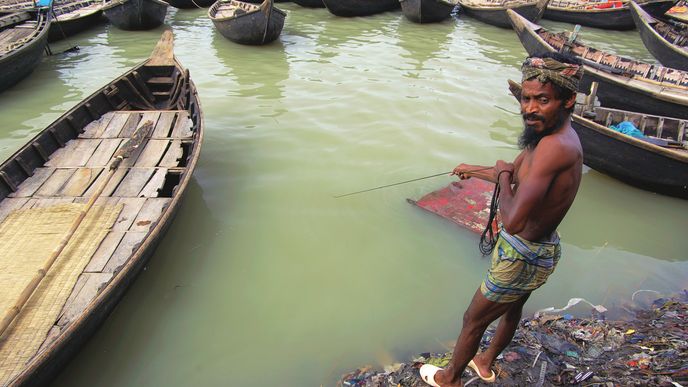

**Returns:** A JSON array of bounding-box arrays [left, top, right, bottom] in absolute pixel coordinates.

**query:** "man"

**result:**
[[420, 52, 584, 387]]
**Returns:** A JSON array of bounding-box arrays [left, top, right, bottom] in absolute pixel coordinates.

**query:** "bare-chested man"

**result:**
[[420, 52, 584, 387]]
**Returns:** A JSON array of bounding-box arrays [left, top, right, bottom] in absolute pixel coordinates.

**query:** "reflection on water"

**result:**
[[0, 5, 685, 387]]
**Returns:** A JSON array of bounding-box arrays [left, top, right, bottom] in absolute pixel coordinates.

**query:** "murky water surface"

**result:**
[[1, 5, 686, 386]]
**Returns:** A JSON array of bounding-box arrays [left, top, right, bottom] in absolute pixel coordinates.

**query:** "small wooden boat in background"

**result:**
[[631, 1, 688, 71], [508, 9, 688, 120], [458, 0, 548, 28], [163, 0, 215, 9], [322, 0, 400, 17], [543, 0, 676, 30], [0, 8, 50, 92], [0, 30, 203, 386], [48, 0, 105, 42], [508, 80, 688, 198], [209, 0, 285, 45], [400, 0, 457, 23], [103, 0, 168, 30], [292, 0, 324, 8]]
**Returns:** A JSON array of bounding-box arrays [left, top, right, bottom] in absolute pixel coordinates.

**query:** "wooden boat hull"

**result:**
[[292, 0, 325, 7], [543, 0, 675, 30], [0, 31, 203, 386], [400, 0, 456, 23], [164, 0, 215, 8], [209, 0, 286, 45], [322, 0, 400, 17], [48, 7, 104, 42], [508, 10, 688, 119], [460, 0, 546, 28], [103, 0, 168, 30], [631, 2, 688, 71], [0, 10, 50, 92], [572, 114, 688, 198]]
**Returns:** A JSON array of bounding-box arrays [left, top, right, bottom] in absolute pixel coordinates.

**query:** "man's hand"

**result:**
[[451, 163, 473, 180]]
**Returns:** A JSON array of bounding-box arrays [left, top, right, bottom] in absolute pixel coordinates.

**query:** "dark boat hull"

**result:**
[[209, 1, 286, 45], [292, 0, 324, 7], [323, 0, 400, 16], [48, 9, 104, 42], [2, 31, 204, 386], [543, 6, 634, 30], [461, 1, 543, 28], [400, 0, 455, 23], [508, 10, 688, 119], [572, 115, 688, 199], [164, 0, 215, 8], [104, 0, 168, 30], [631, 2, 688, 71], [0, 11, 50, 92]]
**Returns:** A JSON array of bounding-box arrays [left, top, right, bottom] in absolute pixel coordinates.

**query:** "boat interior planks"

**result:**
[[508, 9, 688, 119], [0, 30, 203, 386], [630, 1, 688, 71]]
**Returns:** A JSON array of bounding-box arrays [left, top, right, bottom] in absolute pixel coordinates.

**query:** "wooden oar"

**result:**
[[0, 120, 154, 338]]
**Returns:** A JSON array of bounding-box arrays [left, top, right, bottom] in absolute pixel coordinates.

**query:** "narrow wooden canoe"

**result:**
[[508, 9, 688, 119], [292, 0, 324, 8], [543, 0, 676, 30], [322, 0, 400, 17], [103, 0, 168, 30], [400, 0, 457, 23], [0, 8, 50, 92], [458, 0, 548, 28], [0, 30, 203, 386], [631, 1, 688, 71], [163, 0, 215, 9], [48, 0, 105, 42], [509, 79, 688, 198], [209, 0, 285, 45]]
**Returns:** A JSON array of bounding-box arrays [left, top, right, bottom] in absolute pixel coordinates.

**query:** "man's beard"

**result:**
[[519, 109, 568, 150]]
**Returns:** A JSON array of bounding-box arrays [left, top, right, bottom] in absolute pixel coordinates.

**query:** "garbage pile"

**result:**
[[339, 291, 687, 386]]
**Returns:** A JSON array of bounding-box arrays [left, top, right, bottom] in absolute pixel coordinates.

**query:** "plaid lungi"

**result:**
[[480, 230, 561, 303]]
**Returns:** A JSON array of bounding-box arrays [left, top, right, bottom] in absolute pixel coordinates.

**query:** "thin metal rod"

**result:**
[[334, 172, 452, 198]]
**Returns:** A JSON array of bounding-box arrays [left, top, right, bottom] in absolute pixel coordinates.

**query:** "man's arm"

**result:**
[[498, 138, 572, 235]]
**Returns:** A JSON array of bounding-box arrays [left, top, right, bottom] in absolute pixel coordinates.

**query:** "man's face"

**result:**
[[519, 79, 572, 150]]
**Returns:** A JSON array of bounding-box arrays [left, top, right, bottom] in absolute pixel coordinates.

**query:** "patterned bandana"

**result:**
[[521, 57, 584, 93]]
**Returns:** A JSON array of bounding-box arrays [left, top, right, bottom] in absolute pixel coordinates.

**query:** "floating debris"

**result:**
[[339, 291, 688, 386]]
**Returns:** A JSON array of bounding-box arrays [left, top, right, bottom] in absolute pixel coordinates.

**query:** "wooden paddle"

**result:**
[[0, 120, 154, 338]]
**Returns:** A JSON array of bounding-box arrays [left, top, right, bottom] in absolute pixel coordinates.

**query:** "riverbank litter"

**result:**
[[339, 291, 687, 386]]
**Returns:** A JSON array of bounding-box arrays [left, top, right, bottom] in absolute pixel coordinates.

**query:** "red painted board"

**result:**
[[408, 179, 499, 235]]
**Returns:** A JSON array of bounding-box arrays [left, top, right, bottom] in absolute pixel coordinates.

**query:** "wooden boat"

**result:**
[[209, 0, 285, 45], [508, 9, 688, 119], [543, 0, 676, 30], [292, 0, 324, 7], [103, 0, 168, 30], [322, 0, 400, 17], [48, 0, 105, 42], [0, 30, 203, 386], [0, 8, 50, 92], [631, 1, 688, 71], [458, 0, 549, 28], [163, 0, 215, 9], [508, 80, 688, 198], [0, 0, 35, 12], [400, 0, 457, 23]]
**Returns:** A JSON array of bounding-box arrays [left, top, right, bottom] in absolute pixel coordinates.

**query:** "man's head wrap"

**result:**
[[521, 56, 584, 94]]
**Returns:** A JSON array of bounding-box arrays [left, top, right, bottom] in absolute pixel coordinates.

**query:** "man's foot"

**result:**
[[467, 355, 496, 383], [433, 367, 463, 387]]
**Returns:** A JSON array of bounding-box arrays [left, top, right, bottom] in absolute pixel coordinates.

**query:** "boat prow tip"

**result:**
[[148, 29, 175, 66]]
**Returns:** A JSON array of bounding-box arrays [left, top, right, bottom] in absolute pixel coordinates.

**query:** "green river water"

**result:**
[[0, 5, 687, 386]]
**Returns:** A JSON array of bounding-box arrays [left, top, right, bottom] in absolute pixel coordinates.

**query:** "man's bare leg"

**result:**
[[472, 293, 530, 378], [433, 289, 517, 387]]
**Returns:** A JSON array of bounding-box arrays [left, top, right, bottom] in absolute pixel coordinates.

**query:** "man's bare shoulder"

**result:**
[[534, 128, 582, 168]]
